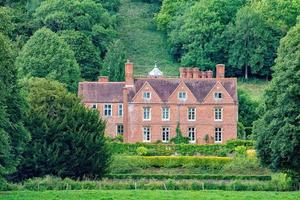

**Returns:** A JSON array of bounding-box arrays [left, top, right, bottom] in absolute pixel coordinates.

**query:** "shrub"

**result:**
[[136, 147, 149, 156], [235, 146, 247, 157]]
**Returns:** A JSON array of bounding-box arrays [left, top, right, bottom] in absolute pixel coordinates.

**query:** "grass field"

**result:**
[[1, 190, 299, 200], [238, 79, 269, 101], [118, 0, 179, 76]]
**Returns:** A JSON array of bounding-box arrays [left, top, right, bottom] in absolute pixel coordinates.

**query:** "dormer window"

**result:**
[[178, 91, 187, 101], [143, 92, 151, 100], [214, 92, 222, 100]]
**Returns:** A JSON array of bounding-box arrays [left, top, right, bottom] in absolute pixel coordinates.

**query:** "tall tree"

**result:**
[[254, 23, 300, 180], [0, 33, 29, 181], [102, 40, 126, 81], [59, 30, 102, 81], [226, 6, 277, 79], [17, 78, 110, 180], [16, 27, 80, 92]]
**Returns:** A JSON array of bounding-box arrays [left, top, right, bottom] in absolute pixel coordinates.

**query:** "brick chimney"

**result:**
[[125, 60, 134, 86], [192, 68, 199, 79], [207, 70, 213, 78], [98, 76, 109, 82], [186, 68, 193, 79], [216, 64, 225, 78]]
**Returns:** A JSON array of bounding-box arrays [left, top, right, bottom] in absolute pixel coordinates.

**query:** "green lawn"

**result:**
[[238, 79, 269, 101], [1, 190, 299, 200]]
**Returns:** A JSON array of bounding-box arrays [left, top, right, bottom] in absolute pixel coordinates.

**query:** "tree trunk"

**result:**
[[245, 65, 248, 79]]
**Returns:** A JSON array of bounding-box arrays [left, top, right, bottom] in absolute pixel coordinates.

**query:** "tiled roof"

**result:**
[[78, 82, 125, 103], [78, 78, 237, 103]]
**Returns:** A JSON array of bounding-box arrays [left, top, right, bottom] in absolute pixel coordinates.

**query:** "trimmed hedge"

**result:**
[[109, 140, 254, 156], [111, 156, 232, 169], [106, 174, 271, 181]]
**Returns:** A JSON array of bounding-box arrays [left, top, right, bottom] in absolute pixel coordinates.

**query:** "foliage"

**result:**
[[254, 22, 300, 179], [59, 30, 102, 81], [0, 33, 30, 179], [136, 147, 149, 156], [15, 78, 110, 180], [171, 123, 189, 144], [16, 28, 80, 92], [109, 140, 254, 156], [101, 39, 126, 81], [6, 176, 296, 192]]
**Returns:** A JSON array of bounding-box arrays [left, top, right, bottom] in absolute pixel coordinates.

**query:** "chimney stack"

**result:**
[[98, 76, 109, 82], [179, 67, 187, 79], [125, 60, 134, 86], [216, 64, 225, 79], [207, 70, 213, 78], [192, 68, 199, 79], [186, 68, 193, 79]]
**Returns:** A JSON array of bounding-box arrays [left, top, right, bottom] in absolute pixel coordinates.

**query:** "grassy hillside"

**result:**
[[118, 0, 179, 76], [238, 79, 269, 102]]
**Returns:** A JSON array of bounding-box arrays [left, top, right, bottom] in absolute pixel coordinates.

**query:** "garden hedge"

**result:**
[[109, 140, 254, 156]]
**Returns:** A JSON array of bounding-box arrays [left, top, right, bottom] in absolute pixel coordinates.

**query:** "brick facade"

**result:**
[[78, 61, 238, 144]]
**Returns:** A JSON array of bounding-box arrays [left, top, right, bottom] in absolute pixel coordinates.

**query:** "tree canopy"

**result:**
[[254, 22, 300, 177], [16, 27, 80, 92], [16, 78, 110, 179]]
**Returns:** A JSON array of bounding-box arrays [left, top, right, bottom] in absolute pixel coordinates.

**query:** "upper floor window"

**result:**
[[214, 92, 223, 100], [178, 91, 187, 101], [91, 103, 97, 109], [188, 127, 196, 143], [214, 108, 222, 121], [162, 107, 170, 121], [162, 127, 170, 143], [104, 104, 112, 116], [143, 107, 151, 120], [118, 104, 123, 117], [143, 127, 151, 142], [143, 92, 151, 100], [116, 124, 124, 135], [188, 108, 196, 121], [215, 127, 222, 143]]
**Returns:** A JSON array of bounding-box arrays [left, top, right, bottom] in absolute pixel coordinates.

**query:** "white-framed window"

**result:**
[[91, 103, 97, 109], [116, 124, 124, 135], [162, 107, 170, 121], [188, 107, 196, 121], [162, 127, 170, 143], [143, 127, 151, 142], [118, 104, 123, 116], [104, 104, 112, 116], [214, 108, 222, 121], [143, 92, 151, 100], [215, 127, 222, 143], [178, 91, 187, 101], [214, 92, 223, 100], [188, 127, 196, 143], [143, 107, 151, 120]]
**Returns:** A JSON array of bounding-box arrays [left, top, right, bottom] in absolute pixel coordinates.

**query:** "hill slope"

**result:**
[[117, 0, 179, 76]]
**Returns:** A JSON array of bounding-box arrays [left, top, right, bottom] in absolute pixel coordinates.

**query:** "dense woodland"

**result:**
[[0, 0, 299, 188]]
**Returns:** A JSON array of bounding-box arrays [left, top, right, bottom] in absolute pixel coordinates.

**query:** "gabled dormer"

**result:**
[[203, 81, 234, 104], [131, 81, 162, 103], [167, 81, 198, 104]]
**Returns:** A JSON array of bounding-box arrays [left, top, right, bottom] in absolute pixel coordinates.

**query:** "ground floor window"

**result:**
[[143, 127, 151, 142], [162, 127, 170, 143], [116, 124, 124, 135], [215, 127, 222, 143], [188, 127, 196, 143]]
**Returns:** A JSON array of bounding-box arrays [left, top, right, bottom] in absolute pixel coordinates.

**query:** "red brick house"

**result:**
[[78, 61, 238, 144]]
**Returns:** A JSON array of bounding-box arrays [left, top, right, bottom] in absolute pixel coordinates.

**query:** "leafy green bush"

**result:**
[[136, 147, 149, 156]]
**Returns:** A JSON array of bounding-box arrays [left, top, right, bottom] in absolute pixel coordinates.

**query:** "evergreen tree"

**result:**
[[16, 27, 80, 92], [59, 30, 102, 81], [17, 78, 110, 179], [254, 23, 300, 180], [102, 40, 126, 81], [0, 33, 29, 180]]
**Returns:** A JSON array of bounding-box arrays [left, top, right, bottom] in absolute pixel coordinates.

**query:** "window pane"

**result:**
[[162, 127, 169, 142], [143, 127, 150, 142]]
